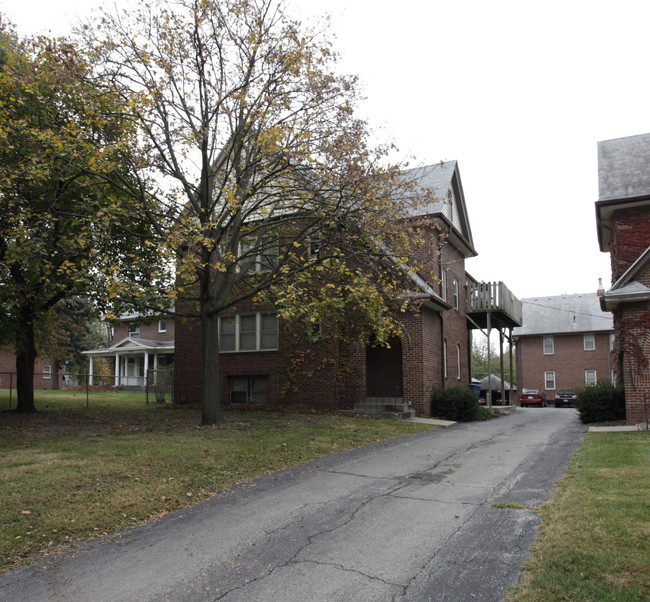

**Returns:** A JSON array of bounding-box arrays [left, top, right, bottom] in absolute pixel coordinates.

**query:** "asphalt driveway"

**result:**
[[0, 408, 586, 601]]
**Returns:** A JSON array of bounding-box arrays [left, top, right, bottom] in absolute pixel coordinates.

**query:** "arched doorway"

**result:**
[[366, 336, 403, 399]]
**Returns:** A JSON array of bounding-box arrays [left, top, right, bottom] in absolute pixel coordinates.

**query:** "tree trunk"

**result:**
[[201, 309, 223, 425], [15, 320, 37, 414]]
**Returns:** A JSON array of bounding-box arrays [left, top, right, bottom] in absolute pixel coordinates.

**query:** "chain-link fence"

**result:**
[[0, 370, 174, 410]]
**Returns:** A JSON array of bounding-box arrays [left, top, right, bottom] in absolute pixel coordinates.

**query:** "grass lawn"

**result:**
[[0, 391, 434, 573], [508, 431, 650, 601]]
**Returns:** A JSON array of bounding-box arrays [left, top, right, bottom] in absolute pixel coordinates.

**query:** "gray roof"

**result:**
[[480, 374, 512, 390], [400, 161, 476, 254], [598, 132, 650, 202], [513, 293, 613, 337]]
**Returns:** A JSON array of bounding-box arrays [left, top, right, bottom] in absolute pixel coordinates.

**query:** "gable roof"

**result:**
[[513, 293, 613, 337], [600, 245, 650, 310], [83, 337, 175, 356], [596, 133, 650, 251], [401, 161, 477, 257]]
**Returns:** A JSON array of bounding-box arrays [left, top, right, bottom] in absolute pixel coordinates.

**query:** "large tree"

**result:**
[[84, 0, 425, 424], [0, 22, 168, 412]]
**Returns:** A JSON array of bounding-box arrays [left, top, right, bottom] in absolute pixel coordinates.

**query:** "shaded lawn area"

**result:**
[[508, 431, 650, 601], [0, 391, 434, 572]]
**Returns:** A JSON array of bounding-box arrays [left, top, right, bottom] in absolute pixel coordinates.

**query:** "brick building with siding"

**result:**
[[596, 132, 650, 423], [174, 161, 487, 417], [513, 293, 615, 399]]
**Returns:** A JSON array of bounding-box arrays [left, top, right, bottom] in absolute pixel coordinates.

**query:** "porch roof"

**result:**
[[83, 337, 175, 357]]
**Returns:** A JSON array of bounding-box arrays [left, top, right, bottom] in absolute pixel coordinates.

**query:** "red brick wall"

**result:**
[[516, 331, 614, 395], [608, 205, 650, 423], [174, 218, 472, 417], [610, 206, 650, 279], [0, 349, 59, 389], [113, 319, 175, 344]]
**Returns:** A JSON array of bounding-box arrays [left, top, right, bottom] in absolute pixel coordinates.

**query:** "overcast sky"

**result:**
[[4, 0, 649, 299]]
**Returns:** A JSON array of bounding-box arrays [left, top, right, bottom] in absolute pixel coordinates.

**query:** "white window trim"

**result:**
[[158, 320, 167, 333], [441, 270, 447, 302], [543, 336, 554, 355], [456, 343, 461, 379], [453, 279, 459, 310], [544, 370, 556, 390], [585, 369, 597, 386], [584, 333, 595, 351], [443, 339, 448, 378], [239, 235, 279, 273], [43, 365, 52, 379], [219, 313, 278, 353]]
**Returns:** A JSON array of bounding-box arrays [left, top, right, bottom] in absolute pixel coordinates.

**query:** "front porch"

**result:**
[[83, 337, 175, 389]]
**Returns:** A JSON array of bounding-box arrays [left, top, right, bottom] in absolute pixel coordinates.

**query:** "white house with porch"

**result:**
[[83, 315, 175, 388]]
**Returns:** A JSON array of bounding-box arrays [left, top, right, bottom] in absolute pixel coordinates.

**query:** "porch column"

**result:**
[[143, 352, 149, 386], [89, 356, 94, 386], [114, 354, 120, 387]]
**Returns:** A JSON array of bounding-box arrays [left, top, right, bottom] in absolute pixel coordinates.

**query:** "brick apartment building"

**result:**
[[513, 293, 615, 398], [174, 161, 512, 417], [596, 132, 650, 423]]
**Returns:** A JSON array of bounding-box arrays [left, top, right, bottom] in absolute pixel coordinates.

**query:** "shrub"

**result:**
[[432, 387, 479, 422], [574, 380, 626, 424]]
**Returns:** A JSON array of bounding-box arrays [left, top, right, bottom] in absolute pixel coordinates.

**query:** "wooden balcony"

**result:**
[[467, 281, 522, 329]]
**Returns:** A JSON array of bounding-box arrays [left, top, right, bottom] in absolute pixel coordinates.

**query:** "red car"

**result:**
[[520, 389, 547, 407]]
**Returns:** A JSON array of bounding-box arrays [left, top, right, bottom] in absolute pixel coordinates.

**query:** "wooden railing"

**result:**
[[467, 281, 523, 325]]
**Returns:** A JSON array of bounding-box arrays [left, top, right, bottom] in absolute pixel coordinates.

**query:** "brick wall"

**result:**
[[516, 331, 614, 395], [610, 206, 650, 279], [113, 319, 175, 344]]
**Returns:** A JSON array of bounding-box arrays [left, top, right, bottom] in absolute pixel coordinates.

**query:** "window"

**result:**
[[308, 238, 321, 260], [240, 234, 278, 273], [229, 376, 268, 406], [453, 279, 459, 310], [219, 313, 278, 352], [441, 270, 447, 302], [456, 344, 461, 379], [543, 336, 554, 355], [585, 370, 597, 386], [545, 371, 556, 390], [158, 320, 167, 333], [129, 323, 140, 338], [610, 333, 615, 352], [43, 365, 51, 380], [584, 333, 595, 351], [443, 338, 448, 378]]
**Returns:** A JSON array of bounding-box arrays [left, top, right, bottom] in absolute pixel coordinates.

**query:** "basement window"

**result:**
[[229, 376, 268, 406]]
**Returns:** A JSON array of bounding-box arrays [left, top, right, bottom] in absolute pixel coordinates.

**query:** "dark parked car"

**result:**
[[519, 389, 547, 407], [554, 389, 577, 408]]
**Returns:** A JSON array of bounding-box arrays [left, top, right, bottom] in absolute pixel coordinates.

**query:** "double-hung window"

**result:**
[[585, 370, 597, 386], [240, 234, 278, 273], [543, 336, 554, 355], [441, 270, 447, 302], [219, 313, 278, 352], [545, 371, 556, 390], [453, 280, 459, 310], [584, 333, 595, 351]]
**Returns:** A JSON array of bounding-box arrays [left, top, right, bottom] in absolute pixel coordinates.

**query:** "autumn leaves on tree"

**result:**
[[1, 1, 432, 422]]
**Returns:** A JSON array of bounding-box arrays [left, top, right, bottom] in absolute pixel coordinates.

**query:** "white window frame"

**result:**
[[443, 339, 448, 378], [43, 365, 52, 380], [543, 336, 554, 355], [307, 238, 321, 260], [129, 323, 140, 338], [158, 320, 167, 333], [544, 371, 556, 390], [219, 313, 278, 353], [441, 270, 447, 302], [453, 279, 459, 310], [584, 333, 595, 351], [610, 333, 615, 352], [456, 343, 461, 379], [585, 369, 597, 386]]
